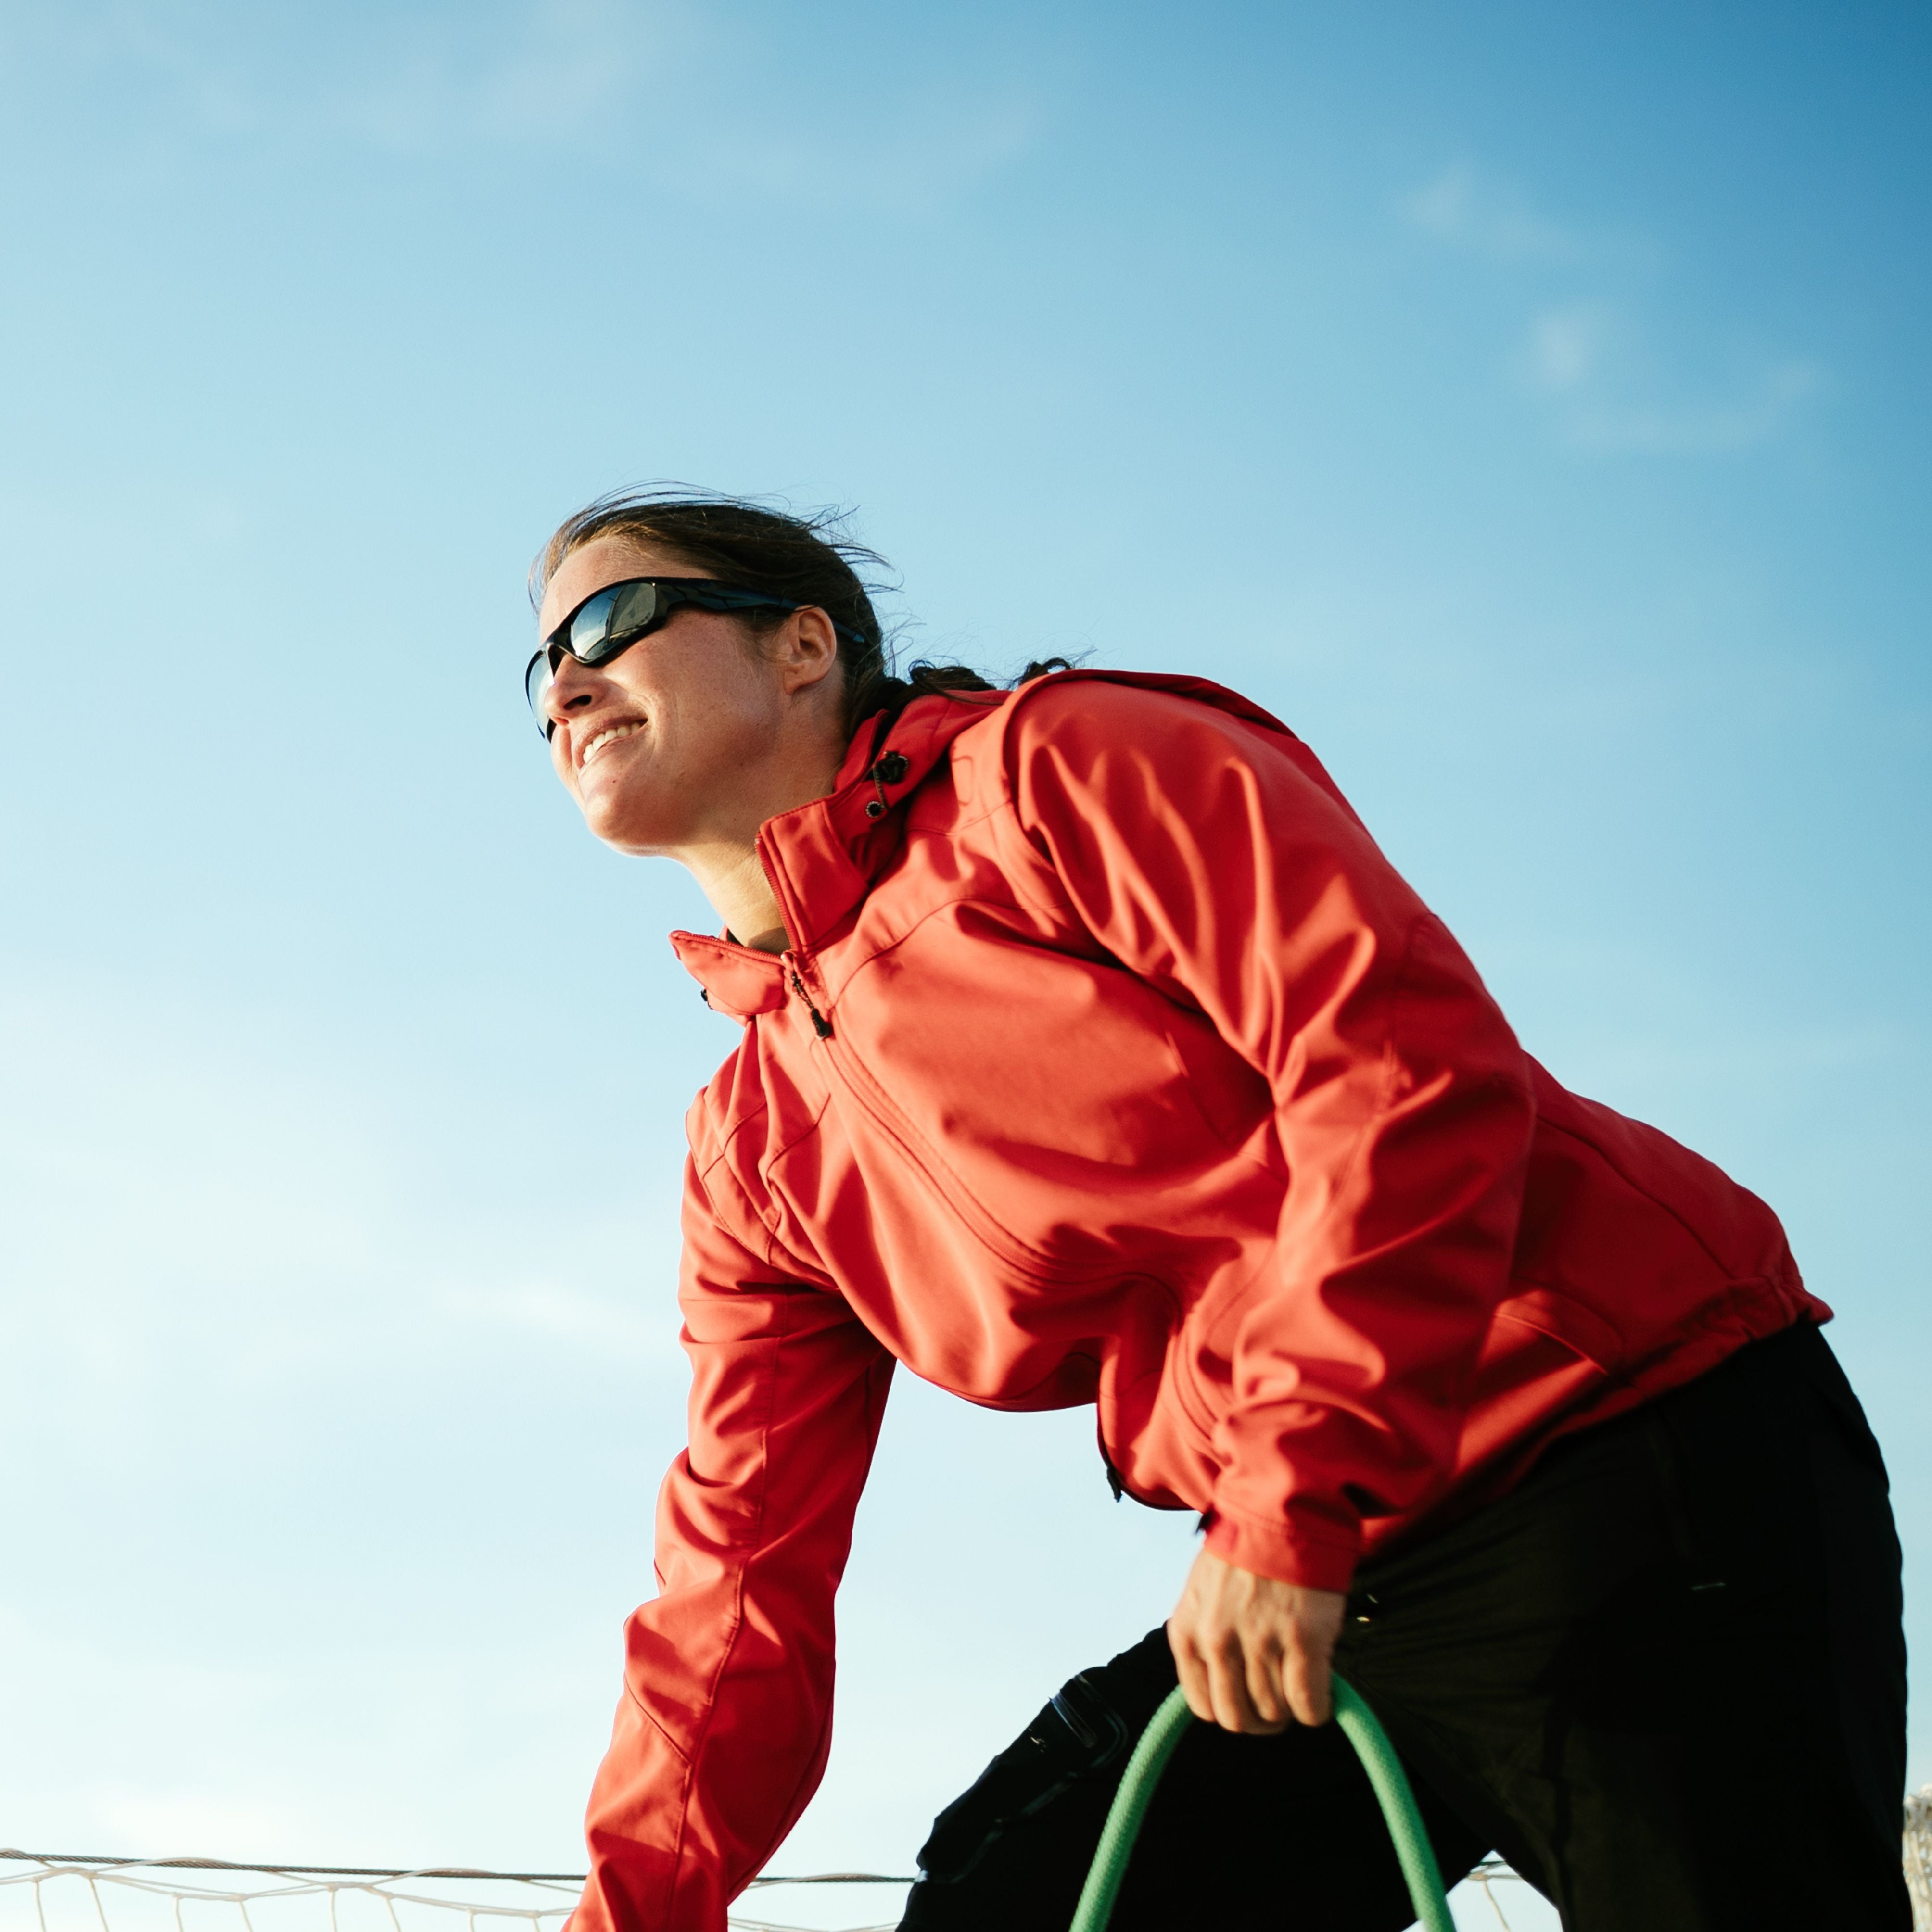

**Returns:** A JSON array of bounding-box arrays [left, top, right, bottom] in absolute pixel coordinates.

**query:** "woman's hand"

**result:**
[[1167, 1547, 1347, 1732]]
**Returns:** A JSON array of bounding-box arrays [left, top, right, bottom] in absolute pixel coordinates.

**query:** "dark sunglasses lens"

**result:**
[[525, 649, 557, 735], [570, 583, 647, 660]]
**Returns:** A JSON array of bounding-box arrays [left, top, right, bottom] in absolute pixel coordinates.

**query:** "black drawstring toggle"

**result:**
[[863, 750, 912, 819]]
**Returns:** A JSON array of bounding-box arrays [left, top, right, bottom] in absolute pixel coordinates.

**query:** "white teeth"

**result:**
[[581, 721, 643, 766]]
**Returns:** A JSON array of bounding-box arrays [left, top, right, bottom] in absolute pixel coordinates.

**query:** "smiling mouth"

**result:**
[[580, 720, 646, 770]]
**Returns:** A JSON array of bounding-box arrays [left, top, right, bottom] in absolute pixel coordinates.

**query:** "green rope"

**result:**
[[1331, 1679, 1456, 1932], [1066, 1677, 1455, 1932]]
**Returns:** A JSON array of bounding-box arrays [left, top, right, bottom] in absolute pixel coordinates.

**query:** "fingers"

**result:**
[[1169, 1620, 1290, 1735], [1281, 1630, 1335, 1727], [1169, 1552, 1346, 1735], [1206, 1629, 1289, 1734], [1278, 1585, 1341, 1726], [1170, 1625, 1216, 1725], [1172, 1629, 1282, 1733], [1168, 1615, 1210, 1723], [1244, 1638, 1291, 1731]]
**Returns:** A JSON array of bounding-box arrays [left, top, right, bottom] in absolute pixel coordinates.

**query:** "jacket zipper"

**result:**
[[789, 970, 833, 1039], [755, 829, 835, 1040], [759, 818, 1162, 1294], [757, 768, 1110, 1282]]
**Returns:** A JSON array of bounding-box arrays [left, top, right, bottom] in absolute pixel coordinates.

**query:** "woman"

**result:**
[[527, 489, 1907, 1932]]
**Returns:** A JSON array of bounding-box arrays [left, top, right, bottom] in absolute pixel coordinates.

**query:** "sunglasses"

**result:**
[[525, 577, 865, 739]]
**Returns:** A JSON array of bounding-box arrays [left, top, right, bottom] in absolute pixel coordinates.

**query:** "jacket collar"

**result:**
[[668, 671, 1311, 1016], [669, 689, 1004, 1016], [759, 689, 1005, 949]]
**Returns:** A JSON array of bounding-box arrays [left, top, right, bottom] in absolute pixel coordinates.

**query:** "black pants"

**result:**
[[900, 1324, 1909, 1931]]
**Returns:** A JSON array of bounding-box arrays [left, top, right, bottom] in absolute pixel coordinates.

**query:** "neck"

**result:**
[[664, 697, 852, 954], [686, 837, 791, 953], [678, 740, 848, 951]]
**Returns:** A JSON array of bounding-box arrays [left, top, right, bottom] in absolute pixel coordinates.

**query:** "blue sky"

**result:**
[[0, 0, 1926, 1917]]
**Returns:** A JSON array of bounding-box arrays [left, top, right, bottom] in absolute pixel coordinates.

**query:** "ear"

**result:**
[[774, 606, 842, 697]]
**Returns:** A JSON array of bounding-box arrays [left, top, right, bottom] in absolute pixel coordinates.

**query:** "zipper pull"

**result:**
[[789, 971, 833, 1039]]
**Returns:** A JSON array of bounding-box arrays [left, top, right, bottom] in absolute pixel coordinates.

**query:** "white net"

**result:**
[[1908, 1784, 1932, 1932], [0, 1856, 912, 1932], [5, 1808, 1928, 1932], [0, 1852, 1542, 1932], [0, 1850, 1554, 1932]]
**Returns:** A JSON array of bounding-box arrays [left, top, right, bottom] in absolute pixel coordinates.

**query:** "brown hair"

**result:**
[[530, 486, 1068, 740]]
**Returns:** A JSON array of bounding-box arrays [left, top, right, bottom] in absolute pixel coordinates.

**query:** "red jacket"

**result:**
[[573, 674, 1820, 1932]]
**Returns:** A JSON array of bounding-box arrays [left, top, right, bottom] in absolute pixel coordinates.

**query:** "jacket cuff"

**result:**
[[1201, 1506, 1360, 1594]]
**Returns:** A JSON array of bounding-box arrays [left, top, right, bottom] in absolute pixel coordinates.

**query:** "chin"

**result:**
[[577, 795, 662, 855], [574, 770, 639, 838], [582, 807, 647, 852]]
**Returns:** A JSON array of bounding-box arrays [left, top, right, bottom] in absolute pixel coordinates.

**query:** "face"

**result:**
[[535, 536, 840, 856]]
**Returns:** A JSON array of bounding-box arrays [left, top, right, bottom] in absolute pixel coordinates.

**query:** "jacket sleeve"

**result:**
[[571, 1156, 894, 1932], [1002, 679, 1537, 1591]]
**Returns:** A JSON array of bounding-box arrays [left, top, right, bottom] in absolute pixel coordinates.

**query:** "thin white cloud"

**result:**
[[644, 90, 1040, 216], [4, 0, 686, 145], [320, 0, 692, 152], [1520, 300, 1616, 392], [1566, 358, 1826, 454], [1404, 164, 1826, 457], [15, 0, 1039, 213], [1400, 163, 1579, 262], [1513, 301, 1826, 453]]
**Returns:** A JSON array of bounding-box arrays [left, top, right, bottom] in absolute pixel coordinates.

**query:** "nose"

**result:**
[[542, 649, 604, 736]]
